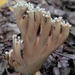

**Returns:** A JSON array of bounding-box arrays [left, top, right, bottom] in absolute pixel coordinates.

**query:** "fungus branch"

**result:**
[[5, 1, 71, 75]]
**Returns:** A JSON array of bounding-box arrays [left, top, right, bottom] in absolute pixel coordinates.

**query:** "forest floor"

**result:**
[[0, 0, 75, 75]]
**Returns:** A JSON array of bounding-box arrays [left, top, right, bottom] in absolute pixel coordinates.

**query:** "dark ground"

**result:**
[[0, 0, 75, 75]]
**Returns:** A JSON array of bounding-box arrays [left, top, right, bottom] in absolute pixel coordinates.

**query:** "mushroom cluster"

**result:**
[[5, 1, 71, 75]]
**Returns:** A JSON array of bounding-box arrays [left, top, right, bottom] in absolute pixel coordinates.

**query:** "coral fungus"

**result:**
[[5, 1, 71, 75]]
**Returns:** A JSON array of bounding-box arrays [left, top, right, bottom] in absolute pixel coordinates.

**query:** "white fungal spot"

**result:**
[[52, 19, 55, 23], [21, 40, 23, 43], [65, 24, 67, 26], [54, 17, 57, 20], [69, 25, 72, 27], [61, 22, 63, 25], [17, 41, 20, 44], [59, 17, 62, 20], [5, 51, 9, 55], [66, 22, 69, 25], [12, 34, 17, 39], [43, 14, 45, 17], [47, 11, 49, 13], [18, 36, 20, 40], [63, 21, 65, 24], [45, 15, 49, 18], [36, 6, 40, 9], [56, 19, 59, 22], [27, 11, 30, 13]]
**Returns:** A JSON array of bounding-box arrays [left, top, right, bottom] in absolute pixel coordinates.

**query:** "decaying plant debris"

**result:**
[[0, 0, 75, 75]]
